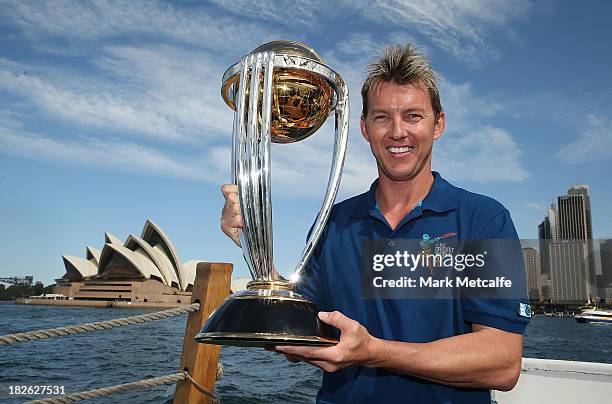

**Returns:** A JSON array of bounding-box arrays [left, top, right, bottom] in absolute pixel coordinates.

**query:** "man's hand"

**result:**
[[220, 184, 242, 247], [275, 311, 378, 372], [273, 311, 522, 391]]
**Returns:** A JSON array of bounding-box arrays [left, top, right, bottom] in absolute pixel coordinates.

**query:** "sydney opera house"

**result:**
[[53, 220, 199, 307]]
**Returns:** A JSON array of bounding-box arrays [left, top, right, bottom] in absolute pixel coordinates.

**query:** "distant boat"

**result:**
[[574, 308, 612, 324]]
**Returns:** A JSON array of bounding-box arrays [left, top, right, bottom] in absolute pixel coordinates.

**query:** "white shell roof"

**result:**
[[141, 220, 184, 289], [150, 245, 181, 288], [62, 255, 98, 278], [104, 232, 123, 246], [86, 246, 101, 265], [98, 243, 165, 282], [181, 260, 199, 289], [125, 235, 180, 288]]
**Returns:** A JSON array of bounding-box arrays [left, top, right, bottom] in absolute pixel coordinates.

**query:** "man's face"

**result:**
[[360, 81, 445, 183]]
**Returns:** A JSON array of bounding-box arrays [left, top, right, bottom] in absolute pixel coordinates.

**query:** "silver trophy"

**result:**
[[196, 40, 348, 347]]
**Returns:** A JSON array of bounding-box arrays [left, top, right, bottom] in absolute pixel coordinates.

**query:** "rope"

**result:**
[[0, 303, 200, 346], [22, 370, 218, 404], [184, 371, 218, 399], [21, 371, 192, 403]]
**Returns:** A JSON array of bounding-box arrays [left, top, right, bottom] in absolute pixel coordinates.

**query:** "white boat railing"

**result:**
[[494, 358, 612, 403]]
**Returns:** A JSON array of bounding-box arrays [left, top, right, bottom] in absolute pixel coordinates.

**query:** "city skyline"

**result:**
[[1, 1, 612, 285], [533, 183, 612, 303]]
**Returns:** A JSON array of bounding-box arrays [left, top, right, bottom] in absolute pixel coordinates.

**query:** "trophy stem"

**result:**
[[260, 52, 275, 281], [234, 55, 256, 280], [235, 52, 276, 282]]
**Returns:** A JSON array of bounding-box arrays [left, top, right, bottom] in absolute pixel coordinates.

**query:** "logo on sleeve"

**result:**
[[518, 302, 532, 318]]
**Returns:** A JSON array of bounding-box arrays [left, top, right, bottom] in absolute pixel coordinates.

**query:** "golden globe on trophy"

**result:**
[[195, 40, 349, 347]]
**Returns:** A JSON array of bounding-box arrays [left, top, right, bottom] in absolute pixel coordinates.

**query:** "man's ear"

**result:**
[[360, 115, 370, 142], [433, 111, 446, 140]]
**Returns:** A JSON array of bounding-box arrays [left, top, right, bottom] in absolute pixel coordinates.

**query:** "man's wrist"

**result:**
[[363, 335, 385, 368], [362, 337, 422, 372]]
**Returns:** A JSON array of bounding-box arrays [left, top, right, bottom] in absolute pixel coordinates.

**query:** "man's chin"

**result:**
[[378, 167, 436, 184]]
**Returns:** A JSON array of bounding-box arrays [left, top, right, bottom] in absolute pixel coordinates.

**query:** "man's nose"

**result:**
[[389, 117, 406, 140]]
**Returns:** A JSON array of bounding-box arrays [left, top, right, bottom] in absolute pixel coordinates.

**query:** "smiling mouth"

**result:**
[[387, 146, 414, 154]]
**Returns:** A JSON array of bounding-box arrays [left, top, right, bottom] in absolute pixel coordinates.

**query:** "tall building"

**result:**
[[558, 185, 592, 241], [600, 239, 612, 302], [537, 203, 558, 299], [549, 241, 588, 303], [538, 203, 559, 275], [522, 247, 540, 300], [557, 185, 595, 299]]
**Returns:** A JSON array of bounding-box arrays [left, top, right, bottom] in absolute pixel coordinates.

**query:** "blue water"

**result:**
[[0, 302, 610, 403]]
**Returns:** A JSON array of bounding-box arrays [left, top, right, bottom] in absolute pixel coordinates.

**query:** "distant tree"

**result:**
[[32, 281, 45, 296], [0, 282, 54, 300]]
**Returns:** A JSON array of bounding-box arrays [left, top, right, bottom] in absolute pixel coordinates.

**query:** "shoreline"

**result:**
[[13, 297, 188, 309]]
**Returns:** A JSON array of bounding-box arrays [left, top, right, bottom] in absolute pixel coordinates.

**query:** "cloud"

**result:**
[[434, 126, 528, 182], [0, 128, 224, 182], [336, 31, 430, 61], [209, 0, 329, 28], [1, 0, 280, 55], [207, 0, 531, 67], [557, 114, 612, 163], [359, 0, 531, 65], [425, 76, 527, 182], [0, 46, 234, 144]]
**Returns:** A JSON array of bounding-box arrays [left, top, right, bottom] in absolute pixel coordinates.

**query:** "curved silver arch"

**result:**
[[292, 76, 349, 279]]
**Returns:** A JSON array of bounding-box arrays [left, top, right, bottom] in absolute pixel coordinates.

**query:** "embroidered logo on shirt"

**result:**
[[418, 232, 457, 252], [419, 232, 458, 273], [518, 302, 532, 318]]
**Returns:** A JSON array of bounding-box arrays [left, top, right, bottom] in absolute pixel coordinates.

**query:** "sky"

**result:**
[[1, 0, 611, 286]]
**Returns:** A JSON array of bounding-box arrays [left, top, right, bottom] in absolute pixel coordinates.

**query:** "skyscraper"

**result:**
[[558, 185, 592, 241], [600, 239, 612, 302], [537, 203, 558, 300], [557, 184, 595, 299], [522, 247, 540, 300], [549, 241, 588, 302]]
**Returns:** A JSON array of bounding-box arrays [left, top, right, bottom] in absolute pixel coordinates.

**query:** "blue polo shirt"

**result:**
[[296, 171, 530, 404]]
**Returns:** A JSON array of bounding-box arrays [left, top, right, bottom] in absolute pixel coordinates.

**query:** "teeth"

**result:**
[[388, 146, 414, 154]]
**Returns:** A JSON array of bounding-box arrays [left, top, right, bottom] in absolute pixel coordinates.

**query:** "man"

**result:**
[[221, 44, 530, 403]]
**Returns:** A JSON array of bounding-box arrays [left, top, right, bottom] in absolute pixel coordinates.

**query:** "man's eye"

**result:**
[[374, 115, 388, 121], [406, 114, 423, 121]]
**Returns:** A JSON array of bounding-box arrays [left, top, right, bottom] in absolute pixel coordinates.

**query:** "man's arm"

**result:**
[[276, 311, 522, 391]]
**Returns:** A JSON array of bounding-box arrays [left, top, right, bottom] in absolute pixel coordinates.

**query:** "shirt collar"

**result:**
[[349, 171, 459, 219]]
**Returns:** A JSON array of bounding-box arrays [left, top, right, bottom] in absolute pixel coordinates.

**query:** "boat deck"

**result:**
[[494, 358, 612, 403]]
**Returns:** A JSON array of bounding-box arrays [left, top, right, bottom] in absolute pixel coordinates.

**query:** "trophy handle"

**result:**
[[232, 52, 275, 281], [292, 76, 350, 280]]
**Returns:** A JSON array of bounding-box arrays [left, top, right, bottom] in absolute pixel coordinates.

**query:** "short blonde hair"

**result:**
[[361, 44, 443, 121]]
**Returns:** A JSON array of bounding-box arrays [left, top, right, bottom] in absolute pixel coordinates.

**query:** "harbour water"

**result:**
[[1, 302, 610, 403]]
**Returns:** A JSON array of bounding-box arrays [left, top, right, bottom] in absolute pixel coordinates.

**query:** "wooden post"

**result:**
[[174, 262, 233, 404]]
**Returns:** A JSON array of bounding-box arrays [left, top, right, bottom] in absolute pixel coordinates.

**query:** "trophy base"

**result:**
[[195, 332, 336, 348], [195, 281, 338, 348]]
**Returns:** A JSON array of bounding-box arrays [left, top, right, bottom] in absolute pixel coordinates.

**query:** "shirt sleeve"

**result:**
[[461, 209, 531, 334]]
